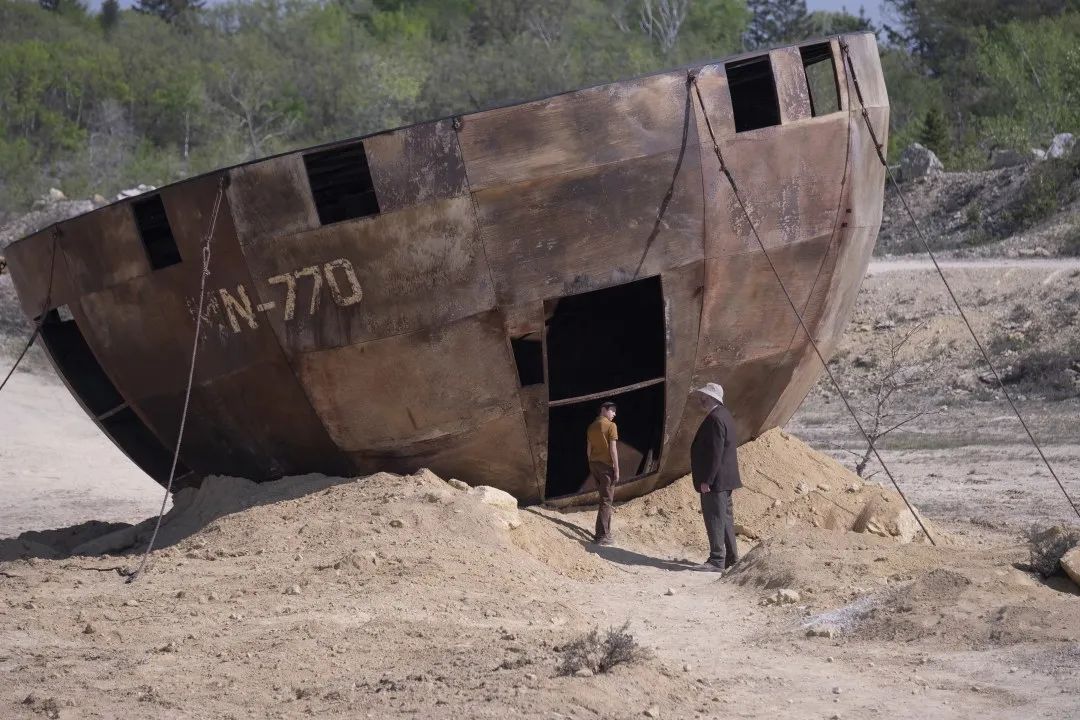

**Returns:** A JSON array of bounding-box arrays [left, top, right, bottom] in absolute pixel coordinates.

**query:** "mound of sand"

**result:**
[[561, 428, 934, 557], [3, 429, 1079, 717]]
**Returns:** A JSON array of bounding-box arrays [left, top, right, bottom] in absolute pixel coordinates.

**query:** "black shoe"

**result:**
[[693, 561, 725, 573], [594, 536, 615, 546]]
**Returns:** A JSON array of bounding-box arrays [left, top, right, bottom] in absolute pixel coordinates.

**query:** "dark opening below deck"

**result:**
[[545, 382, 665, 498], [543, 276, 667, 498], [303, 142, 380, 225], [544, 276, 665, 402]]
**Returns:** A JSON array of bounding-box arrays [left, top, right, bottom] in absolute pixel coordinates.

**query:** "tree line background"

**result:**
[[1, 0, 1078, 215]]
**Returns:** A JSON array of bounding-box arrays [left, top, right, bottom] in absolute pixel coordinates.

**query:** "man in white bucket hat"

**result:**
[[689, 382, 742, 573]]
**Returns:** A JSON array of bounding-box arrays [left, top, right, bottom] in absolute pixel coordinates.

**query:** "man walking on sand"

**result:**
[[586, 401, 620, 546], [690, 383, 741, 573]]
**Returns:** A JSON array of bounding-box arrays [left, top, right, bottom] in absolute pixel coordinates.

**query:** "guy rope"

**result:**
[[126, 176, 228, 583], [838, 40, 1080, 522], [689, 75, 938, 545]]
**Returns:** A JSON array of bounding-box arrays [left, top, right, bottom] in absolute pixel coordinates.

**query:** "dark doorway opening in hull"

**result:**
[[544, 275, 665, 401], [543, 276, 667, 499]]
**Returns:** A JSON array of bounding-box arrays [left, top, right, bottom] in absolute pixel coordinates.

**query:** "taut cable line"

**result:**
[[0, 229, 58, 396], [839, 40, 1080, 522], [127, 176, 228, 583], [690, 77, 937, 545]]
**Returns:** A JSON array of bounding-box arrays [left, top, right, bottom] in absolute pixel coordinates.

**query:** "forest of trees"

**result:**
[[0, 0, 1078, 214]]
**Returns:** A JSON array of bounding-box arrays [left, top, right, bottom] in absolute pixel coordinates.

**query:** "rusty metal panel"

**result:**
[[364, 119, 469, 213], [772, 47, 812, 124], [475, 148, 704, 306], [830, 39, 851, 111], [701, 114, 848, 258], [57, 203, 150, 297], [697, 234, 834, 371], [842, 33, 888, 108], [4, 229, 78, 318], [136, 360, 349, 481], [847, 105, 889, 230], [240, 195, 495, 354], [227, 155, 320, 245], [296, 311, 520, 451], [348, 411, 540, 502], [693, 63, 736, 139], [458, 70, 692, 190]]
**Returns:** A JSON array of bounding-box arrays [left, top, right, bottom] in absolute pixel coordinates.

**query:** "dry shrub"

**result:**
[[557, 622, 646, 676], [1025, 525, 1080, 577]]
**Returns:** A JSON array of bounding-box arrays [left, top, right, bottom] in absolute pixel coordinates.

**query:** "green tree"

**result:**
[[100, 0, 119, 34], [134, 0, 204, 26], [918, 106, 949, 157], [743, 0, 808, 48]]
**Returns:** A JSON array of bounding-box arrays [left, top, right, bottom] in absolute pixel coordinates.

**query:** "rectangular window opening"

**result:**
[[39, 308, 124, 417], [800, 43, 841, 117], [511, 334, 544, 387], [132, 194, 182, 270], [545, 383, 665, 498], [726, 56, 782, 133], [304, 142, 380, 226]]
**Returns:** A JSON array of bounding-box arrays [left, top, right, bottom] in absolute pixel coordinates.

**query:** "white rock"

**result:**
[[796, 482, 810, 495], [47, 187, 67, 201], [1030, 148, 1048, 162], [900, 143, 944, 181], [1060, 546, 1080, 588], [468, 485, 522, 529], [284, 585, 302, 596], [445, 478, 469, 491], [573, 668, 594, 678], [806, 624, 840, 638], [644, 706, 660, 718], [1048, 133, 1075, 159]]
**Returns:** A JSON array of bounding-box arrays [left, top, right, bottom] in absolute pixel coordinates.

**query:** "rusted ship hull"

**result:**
[[7, 34, 888, 504]]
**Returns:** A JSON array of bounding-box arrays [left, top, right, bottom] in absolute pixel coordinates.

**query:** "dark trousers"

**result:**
[[701, 489, 738, 567], [590, 461, 616, 540]]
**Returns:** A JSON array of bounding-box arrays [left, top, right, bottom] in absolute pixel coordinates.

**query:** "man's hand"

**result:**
[[698, 483, 710, 494]]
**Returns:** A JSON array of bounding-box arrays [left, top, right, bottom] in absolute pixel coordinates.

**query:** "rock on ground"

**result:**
[[900, 143, 944, 181]]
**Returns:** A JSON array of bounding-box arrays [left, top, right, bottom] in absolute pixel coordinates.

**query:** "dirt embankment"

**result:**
[[3, 430, 1077, 719]]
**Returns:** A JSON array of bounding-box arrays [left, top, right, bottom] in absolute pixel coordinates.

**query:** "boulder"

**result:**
[[1060, 546, 1080, 588], [1048, 133, 1075, 160], [852, 495, 931, 544], [1030, 148, 1048, 162], [900, 143, 944, 181], [989, 148, 1027, 169], [47, 188, 67, 202], [467, 485, 522, 529]]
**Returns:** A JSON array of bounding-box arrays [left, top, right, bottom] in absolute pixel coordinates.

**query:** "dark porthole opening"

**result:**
[[726, 56, 782, 133], [544, 276, 666, 401], [800, 43, 841, 117], [545, 383, 665, 498], [511, 334, 545, 387], [132, 194, 181, 270], [303, 142, 380, 225], [39, 308, 124, 417]]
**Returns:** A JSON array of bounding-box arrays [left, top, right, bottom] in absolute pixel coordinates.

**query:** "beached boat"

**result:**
[[6, 33, 888, 504]]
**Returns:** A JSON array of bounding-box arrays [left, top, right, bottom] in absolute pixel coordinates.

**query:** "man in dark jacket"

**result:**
[[689, 382, 742, 572]]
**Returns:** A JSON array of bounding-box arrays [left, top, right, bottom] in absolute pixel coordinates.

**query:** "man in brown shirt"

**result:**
[[586, 401, 620, 545]]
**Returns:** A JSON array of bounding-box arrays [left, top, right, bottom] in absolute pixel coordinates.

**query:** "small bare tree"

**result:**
[[639, 0, 689, 53], [842, 322, 947, 477]]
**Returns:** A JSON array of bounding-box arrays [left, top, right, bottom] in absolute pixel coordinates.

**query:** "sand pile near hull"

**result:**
[[558, 427, 934, 555]]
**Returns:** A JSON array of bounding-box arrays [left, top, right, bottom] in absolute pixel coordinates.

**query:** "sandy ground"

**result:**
[[2, 260, 1079, 719]]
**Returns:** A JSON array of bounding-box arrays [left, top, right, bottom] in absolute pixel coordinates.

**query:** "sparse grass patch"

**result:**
[[557, 623, 646, 676], [1025, 525, 1080, 577], [1007, 145, 1080, 233]]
